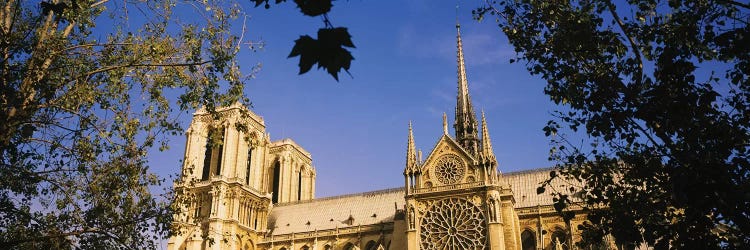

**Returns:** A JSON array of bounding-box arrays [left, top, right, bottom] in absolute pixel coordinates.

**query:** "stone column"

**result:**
[[279, 155, 288, 202], [283, 157, 292, 202], [487, 193, 506, 250], [311, 173, 316, 199], [232, 126, 242, 179], [220, 125, 231, 178], [208, 186, 226, 250], [513, 211, 522, 250], [404, 174, 410, 194], [500, 198, 518, 250]]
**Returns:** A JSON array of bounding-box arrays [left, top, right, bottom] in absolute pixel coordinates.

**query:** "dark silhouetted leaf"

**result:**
[[288, 28, 355, 81], [294, 0, 332, 16]]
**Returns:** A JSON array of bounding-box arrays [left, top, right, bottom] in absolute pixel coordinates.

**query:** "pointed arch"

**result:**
[[364, 240, 379, 250], [343, 242, 356, 250], [242, 237, 255, 250], [521, 229, 537, 250], [201, 126, 226, 180], [297, 168, 303, 200], [271, 159, 281, 203], [550, 226, 569, 250]]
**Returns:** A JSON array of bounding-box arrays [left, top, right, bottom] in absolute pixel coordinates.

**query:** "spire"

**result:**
[[442, 112, 449, 135], [454, 23, 480, 156], [418, 149, 423, 164], [481, 110, 496, 161], [405, 121, 417, 173]]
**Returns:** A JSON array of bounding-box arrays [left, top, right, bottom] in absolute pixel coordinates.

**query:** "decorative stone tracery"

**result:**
[[419, 197, 487, 250], [434, 154, 465, 185]]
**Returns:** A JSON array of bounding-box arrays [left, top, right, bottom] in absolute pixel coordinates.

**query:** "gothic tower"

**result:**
[[403, 24, 521, 250], [168, 103, 316, 250]]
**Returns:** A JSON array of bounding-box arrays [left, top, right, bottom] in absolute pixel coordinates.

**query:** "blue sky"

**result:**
[[150, 1, 561, 197]]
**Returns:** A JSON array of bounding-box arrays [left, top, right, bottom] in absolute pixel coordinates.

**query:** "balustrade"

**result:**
[[411, 181, 485, 194]]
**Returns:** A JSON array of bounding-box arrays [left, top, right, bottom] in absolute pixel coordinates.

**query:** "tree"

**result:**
[[1, 0, 354, 248], [0, 0, 259, 248], [476, 0, 749, 248]]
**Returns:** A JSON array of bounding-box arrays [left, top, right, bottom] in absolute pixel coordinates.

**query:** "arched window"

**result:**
[[193, 192, 211, 219], [297, 169, 303, 200], [272, 160, 281, 203], [551, 228, 569, 250], [300, 245, 310, 250], [521, 229, 537, 250], [364, 240, 378, 250], [214, 127, 225, 176], [201, 138, 212, 180], [343, 242, 356, 250], [202, 127, 225, 180], [323, 244, 332, 250]]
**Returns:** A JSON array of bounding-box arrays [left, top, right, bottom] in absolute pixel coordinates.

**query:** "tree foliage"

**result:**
[[0, 0, 251, 248], [253, 0, 356, 81], [477, 0, 749, 248]]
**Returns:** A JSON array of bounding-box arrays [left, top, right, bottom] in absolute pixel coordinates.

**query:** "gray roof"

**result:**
[[268, 188, 405, 235], [267, 168, 573, 235], [504, 168, 560, 208]]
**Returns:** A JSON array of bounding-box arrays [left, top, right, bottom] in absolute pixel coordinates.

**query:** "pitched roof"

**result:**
[[503, 168, 588, 208], [268, 188, 405, 235]]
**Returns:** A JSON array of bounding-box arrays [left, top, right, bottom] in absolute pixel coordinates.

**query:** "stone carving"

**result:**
[[416, 200, 432, 213], [408, 205, 416, 229], [420, 197, 487, 250], [472, 195, 482, 206], [487, 194, 498, 222], [434, 154, 464, 185]]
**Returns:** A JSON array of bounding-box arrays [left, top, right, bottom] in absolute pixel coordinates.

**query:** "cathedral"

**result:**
[[168, 24, 588, 250]]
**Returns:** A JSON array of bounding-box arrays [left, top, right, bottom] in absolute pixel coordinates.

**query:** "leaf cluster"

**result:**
[[0, 0, 251, 248], [251, 0, 356, 81], [477, 0, 750, 248]]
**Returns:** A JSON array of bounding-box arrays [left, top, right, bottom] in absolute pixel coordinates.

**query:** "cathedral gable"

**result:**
[[420, 135, 479, 188]]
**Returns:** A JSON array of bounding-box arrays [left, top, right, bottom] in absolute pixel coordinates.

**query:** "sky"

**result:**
[[150, 1, 562, 198]]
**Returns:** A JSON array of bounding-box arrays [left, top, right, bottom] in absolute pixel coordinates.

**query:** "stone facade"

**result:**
[[168, 103, 316, 250], [168, 24, 590, 250]]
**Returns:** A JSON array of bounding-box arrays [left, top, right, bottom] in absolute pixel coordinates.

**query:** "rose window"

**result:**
[[434, 154, 464, 184], [420, 197, 487, 250]]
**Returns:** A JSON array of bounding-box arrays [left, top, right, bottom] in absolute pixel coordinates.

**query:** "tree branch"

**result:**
[[85, 61, 214, 77], [607, 1, 644, 87], [719, 0, 750, 10], [2, 205, 162, 247]]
